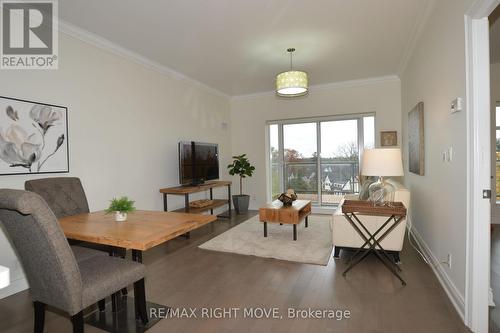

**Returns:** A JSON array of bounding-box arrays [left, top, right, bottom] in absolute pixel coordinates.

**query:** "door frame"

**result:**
[[465, 1, 500, 331]]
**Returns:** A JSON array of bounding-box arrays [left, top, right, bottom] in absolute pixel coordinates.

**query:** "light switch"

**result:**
[[451, 98, 464, 113]]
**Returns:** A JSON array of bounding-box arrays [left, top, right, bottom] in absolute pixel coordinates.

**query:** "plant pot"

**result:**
[[232, 194, 250, 214], [115, 211, 127, 222]]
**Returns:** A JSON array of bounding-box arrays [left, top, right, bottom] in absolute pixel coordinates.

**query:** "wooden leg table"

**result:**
[[59, 210, 217, 332], [341, 200, 407, 285], [259, 200, 311, 241]]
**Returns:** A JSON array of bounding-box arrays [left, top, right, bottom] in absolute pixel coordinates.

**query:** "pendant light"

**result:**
[[276, 48, 308, 97]]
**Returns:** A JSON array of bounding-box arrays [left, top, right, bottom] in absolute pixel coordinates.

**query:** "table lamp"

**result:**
[[361, 148, 404, 206], [0, 265, 9, 289]]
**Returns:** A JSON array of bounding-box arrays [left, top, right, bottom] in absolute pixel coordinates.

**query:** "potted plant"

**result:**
[[227, 154, 255, 214], [106, 196, 136, 222]]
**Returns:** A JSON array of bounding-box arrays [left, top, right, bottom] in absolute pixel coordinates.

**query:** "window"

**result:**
[[268, 114, 375, 206]]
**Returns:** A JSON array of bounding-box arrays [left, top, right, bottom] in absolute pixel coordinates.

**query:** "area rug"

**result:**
[[198, 214, 333, 265]]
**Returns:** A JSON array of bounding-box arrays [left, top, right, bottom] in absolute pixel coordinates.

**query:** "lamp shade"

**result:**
[[0, 265, 9, 289], [276, 71, 308, 97], [362, 148, 404, 177]]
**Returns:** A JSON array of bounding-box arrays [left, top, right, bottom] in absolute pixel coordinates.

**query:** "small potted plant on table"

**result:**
[[227, 154, 255, 214], [106, 196, 136, 222]]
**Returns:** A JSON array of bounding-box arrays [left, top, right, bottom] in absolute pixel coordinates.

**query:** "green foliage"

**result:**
[[106, 196, 136, 214], [227, 154, 255, 195]]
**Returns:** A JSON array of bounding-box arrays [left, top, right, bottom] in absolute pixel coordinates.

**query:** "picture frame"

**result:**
[[0, 96, 69, 176], [408, 101, 424, 175], [380, 131, 398, 146]]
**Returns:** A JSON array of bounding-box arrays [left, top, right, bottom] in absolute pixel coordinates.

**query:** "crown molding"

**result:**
[[231, 75, 400, 101], [467, 0, 500, 18], [398, 0, 436, 75], [57, 20, 230, 100]]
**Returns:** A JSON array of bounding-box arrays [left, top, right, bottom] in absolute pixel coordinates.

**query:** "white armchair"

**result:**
[[330, 180, 410, 261]]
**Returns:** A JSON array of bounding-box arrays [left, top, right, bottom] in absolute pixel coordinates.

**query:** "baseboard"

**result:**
[[0, 277, 28, 299], [409, 228, 466, 321]]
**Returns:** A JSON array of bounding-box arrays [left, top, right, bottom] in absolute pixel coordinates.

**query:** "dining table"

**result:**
[[59, 210, 217, 333]]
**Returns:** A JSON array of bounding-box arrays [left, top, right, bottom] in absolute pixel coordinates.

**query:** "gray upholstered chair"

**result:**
[[24, 177, 91, 218], [0, 189, 148, 333], [25, 177, 128, 301], [24, 177, 108, 257]]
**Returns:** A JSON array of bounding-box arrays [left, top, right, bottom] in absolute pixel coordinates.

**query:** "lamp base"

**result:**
[[368, 177, 395, 206]]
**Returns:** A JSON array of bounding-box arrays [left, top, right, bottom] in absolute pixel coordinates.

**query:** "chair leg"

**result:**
[[134, 278, 149, 325], [33, 301, 45, 333], [393, 252, 401, 264], [71, 311, 84, 333], [119, 249, 128, 296], [98, 299, 105, 312], [333, 246, 341, 259]]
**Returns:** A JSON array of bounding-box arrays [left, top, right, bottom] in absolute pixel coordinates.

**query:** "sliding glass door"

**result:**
[[283, 122, 318, 203], [320, 119, 358, 206], [268, 114, 375, 206]]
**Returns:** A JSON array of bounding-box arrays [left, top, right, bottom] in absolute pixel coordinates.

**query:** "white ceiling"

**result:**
[[59, 0, 426, 96]]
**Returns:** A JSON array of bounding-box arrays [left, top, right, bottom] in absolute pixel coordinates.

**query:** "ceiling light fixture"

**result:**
[[276, 48, 308, 97]]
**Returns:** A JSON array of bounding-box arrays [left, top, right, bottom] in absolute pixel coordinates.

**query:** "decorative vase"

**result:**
[[115, 211, 127, 222], [368, 177, 395, 206]]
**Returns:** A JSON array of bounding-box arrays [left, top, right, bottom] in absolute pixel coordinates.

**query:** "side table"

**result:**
[[341, 200, 407, 285]]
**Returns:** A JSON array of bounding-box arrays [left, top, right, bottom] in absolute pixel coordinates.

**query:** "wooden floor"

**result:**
[[0, 211, 469, 333], [490, 225, 500, 333]]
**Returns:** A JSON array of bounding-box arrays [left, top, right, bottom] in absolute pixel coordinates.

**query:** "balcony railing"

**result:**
[[277, 159, 359, 205]]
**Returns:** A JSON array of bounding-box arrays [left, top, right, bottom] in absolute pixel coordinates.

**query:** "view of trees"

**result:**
[[271, 142, 359, 197]]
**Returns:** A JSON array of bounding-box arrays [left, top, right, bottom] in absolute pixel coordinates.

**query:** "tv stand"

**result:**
[[159, 181, 232, 219]]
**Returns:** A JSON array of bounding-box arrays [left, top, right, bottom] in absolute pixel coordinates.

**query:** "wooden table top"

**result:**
[[341, 200, 407, 217], [259, 200, 312, 224], [59, 210, 217, 251], [159, 180, 232, 194], [260, 200, 311, 211]]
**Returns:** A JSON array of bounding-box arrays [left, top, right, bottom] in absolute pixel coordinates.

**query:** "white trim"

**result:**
[[231, 75, 400, 101], [266, 112, 376, 125], [0, 273, 28, 299], [57, 20, 230, 100], [398, 0, 436, 75], [464, 1, 500, 331], [410, 227, 465, 320]]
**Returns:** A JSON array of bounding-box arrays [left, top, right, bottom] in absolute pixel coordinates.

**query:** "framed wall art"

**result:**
[[0, 96, 68, 175], [408, 101, 424, 175], [381, 131, 398, 146]]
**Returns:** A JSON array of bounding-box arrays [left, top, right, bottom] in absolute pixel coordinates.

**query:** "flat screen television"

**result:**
[[179, 141, 219, 185]]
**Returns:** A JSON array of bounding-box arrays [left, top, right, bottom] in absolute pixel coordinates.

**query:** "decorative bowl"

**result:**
[[278, 189, 298, 206]]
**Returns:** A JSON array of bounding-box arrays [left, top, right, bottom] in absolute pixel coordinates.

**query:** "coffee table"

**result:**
[[259, 200, 312, 240]]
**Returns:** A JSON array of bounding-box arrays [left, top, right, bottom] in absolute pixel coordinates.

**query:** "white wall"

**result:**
[[400, 0, 475, 318], [230, 78, 401, 209], [0, 33, 231, 298]]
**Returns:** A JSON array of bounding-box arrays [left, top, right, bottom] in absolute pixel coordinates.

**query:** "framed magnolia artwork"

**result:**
[[0, 96, 69, 175]]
